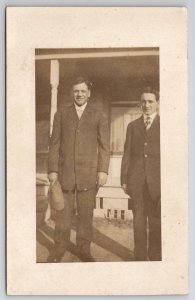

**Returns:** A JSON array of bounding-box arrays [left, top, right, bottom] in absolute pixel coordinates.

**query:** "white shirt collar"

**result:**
[[74, 101, 88, 112], [143, 112, 157, 124]]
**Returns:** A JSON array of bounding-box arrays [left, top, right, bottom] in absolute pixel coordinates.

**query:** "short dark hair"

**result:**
[[141, 87, 160, 101], [72, 77, 92, 90]]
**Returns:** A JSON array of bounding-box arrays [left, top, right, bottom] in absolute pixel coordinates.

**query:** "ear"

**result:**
[[88, 90, 91, 98], [157, 101, 160, 114], [70, 90, 74, 98]]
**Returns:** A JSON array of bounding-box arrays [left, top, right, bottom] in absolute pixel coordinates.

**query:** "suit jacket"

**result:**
[[121, 115, 160, 201], [48, 100, 110, 191]]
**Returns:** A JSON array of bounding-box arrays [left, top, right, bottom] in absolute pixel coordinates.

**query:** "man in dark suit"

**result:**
[[47, 77, 110, 262], [121, 87, 161, 261]]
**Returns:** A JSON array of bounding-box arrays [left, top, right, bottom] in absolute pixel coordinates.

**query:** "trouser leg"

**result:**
[[47, 191, 75, 262], [132, 190, 148, 261], [76, 189, 96, 259], [147, 198, 161, 261], [144, 182, 162, 261], [54, 191, 74, 247]]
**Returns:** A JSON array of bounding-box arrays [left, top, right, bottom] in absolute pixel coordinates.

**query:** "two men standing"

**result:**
[[47, 78, 161, 262], [48, 77, 110, 262], [121, 87, 161, 261]]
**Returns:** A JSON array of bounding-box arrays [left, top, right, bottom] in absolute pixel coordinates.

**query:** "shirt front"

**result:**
[[143, 112, 157, 130], [74, 102, 88, 119]]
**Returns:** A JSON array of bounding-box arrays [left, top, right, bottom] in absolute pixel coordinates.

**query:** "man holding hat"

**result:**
[[47, 77, 110, 262]]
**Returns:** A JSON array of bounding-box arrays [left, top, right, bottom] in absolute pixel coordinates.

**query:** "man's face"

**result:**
[[72, 82, 91, 106], [141, 92, 159, 115]]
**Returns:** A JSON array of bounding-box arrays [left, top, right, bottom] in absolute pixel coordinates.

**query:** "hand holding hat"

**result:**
[[49, 178, 64, 211]]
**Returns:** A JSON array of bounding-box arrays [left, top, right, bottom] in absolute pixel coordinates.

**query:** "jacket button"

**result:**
[[144, 154, 147, 158], [144, 142, 147, 146], [84, 188, 87, 191]]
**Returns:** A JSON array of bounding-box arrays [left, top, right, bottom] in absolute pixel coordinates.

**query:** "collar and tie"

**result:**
[[143, 112, 157, 131], [77, 108, 84, 120], [145, 116, 151, 131], [74, 102, 88, 119]]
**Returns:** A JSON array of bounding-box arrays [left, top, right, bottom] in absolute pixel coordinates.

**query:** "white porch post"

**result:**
[[44, 60, 60, 223], [50, 60, 59, 137]]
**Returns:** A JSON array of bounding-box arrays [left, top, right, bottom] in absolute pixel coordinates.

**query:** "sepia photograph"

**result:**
[[35, 48, 160, 263], [7, 7, 188, 295]]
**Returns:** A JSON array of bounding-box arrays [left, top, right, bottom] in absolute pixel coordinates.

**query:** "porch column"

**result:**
[[50, 60, 59, 137]]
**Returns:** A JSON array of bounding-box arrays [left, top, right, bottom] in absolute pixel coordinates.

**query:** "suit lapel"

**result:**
[[77, 101, 94, 129], [66, 104, 79, 127], [134, 116, 146, 137], [135, 114, 160, 136], [147, 114, 160, 133]]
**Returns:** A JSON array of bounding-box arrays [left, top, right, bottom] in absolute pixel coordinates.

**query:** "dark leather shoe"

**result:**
[[47, 244, 66, 263], [76, 243, 95, 262], [79, 250, 95, 262], [80, 252, 95, 262]]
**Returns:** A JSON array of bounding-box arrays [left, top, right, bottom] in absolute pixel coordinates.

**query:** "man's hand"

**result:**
[[122, 183, 128, 194], [48, 172, 58, 185], [97, 172, 108, 187]]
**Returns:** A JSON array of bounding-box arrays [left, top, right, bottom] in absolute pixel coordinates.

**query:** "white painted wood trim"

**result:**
[[49, 60, 59, 136], [35, 50, 159, 60]]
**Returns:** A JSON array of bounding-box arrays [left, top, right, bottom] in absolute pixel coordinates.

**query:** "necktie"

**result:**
[[145, 116, 151, 130], [77, 108, 83, 119]]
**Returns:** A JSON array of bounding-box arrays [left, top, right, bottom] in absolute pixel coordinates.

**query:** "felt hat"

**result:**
[[49, 180, 64, 211]]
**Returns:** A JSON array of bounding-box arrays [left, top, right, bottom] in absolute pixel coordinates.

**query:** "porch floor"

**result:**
[[36, 217, 134, 263]]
